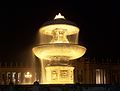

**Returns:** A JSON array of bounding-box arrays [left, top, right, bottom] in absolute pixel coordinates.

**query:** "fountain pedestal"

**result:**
[[45, 66, 74, 84]]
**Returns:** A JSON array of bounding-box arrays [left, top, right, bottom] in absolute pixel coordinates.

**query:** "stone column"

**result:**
[[15, 72, 18, 84], [21, 72, 24, 84]]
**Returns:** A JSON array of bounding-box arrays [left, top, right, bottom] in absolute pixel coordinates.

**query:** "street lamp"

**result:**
[[24, 72, 32, 84], [25, 72, 32, 78]]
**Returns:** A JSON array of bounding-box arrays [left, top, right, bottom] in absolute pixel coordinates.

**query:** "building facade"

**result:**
[[0, 62, 35, 85], [74, 57, 120, 84], [0, 57, 120, 85]]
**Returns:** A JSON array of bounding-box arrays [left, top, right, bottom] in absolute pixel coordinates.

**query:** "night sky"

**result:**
[[0, 2, 119, 63]]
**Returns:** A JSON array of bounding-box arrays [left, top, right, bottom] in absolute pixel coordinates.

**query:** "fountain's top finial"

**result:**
[[41, 13, 77, 27], [54, 13, 65, 19]]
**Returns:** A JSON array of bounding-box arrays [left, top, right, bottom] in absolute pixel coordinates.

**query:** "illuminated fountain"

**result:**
[[32, 13, 86, 84]]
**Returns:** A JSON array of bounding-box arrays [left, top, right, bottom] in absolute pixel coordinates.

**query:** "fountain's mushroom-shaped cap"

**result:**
[[41, 13, 77, 27], [40, 13, 79, 35]]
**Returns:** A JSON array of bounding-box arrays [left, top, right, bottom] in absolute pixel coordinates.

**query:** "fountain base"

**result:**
[[45, 66, 74, 84]]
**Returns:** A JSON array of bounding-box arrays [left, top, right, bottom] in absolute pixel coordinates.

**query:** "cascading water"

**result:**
[[32, 13, 86, 84]]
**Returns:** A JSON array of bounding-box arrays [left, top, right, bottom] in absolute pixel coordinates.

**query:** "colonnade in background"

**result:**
[[0, 71, 33, 85], [0, 62, 31, 68], [75, 57, 120, 85], [0, 57, 120, 85]]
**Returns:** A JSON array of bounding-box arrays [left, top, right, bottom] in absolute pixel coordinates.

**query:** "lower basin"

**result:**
[[32, 43, 86, 60]]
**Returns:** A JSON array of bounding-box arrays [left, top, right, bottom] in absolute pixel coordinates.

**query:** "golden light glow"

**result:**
[[50, 28, 69, 43], [24, 72, 32, 78], [32, 44, 86, 60], [54, 13, 65, 19], [45, 66, 74, 84], [33, 14, 86, 84], [40, 24, 79, 35], [96, 69, 106, 84]]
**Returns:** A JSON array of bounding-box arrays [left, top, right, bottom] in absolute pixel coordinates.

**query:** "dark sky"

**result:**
[[0, 2, 119, 63]]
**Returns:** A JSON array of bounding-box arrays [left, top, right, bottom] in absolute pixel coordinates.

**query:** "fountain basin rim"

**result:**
[[32, 43, 86, 60], [39, 24, 80, 35]]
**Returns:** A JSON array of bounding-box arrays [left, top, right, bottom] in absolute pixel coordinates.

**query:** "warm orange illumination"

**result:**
[[40, 24, 79, 36], [24, 72, 32, 78], [32, 13, 86, 84], [96, 69, 106, 84], [45, 66, 74, 84], [33, 44, 86, 60], [50, 28, 69, 43], [54, 13, 65, 19]]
